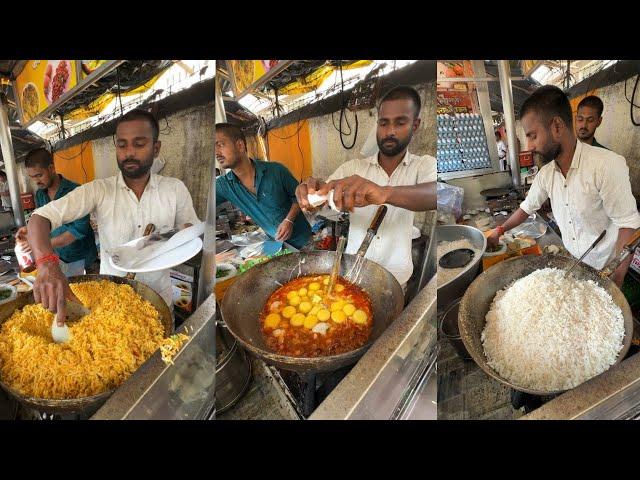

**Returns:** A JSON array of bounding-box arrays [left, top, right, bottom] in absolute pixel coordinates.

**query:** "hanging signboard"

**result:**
[[228, 60, 294, 99], [80, 60, 108, 78], [14, 60, 80, 124]]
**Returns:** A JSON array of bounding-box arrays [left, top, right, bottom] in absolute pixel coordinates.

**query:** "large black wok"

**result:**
[[458, 254, 633, 396], [220, 251, 405, 374], [0, 275, 173, 416]]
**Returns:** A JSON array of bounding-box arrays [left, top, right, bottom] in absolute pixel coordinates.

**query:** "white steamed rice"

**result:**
[[481, 268, 625, 391]]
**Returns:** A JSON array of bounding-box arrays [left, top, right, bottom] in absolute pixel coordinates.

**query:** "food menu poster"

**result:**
[[14, 60, 79, 124], [228, 60, 280, 97], [436, 91, 475, 115], [437, 61, 479, 115]]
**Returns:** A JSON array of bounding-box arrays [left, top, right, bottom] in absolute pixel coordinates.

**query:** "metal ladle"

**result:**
[[51, 301, 91, 344], [439, 248, 476, 269], [326, 236, 347, 297]]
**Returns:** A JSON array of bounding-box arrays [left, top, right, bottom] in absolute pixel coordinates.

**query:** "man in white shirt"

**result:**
[[495, 131, 508, 170], [0, 171, 11, 210], [296, 86, 437, 289], [487, 85, 640, 287], [27, 109, 199, 321]]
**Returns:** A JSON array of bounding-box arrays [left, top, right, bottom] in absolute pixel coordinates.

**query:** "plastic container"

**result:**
[[482, 241, 507, 258], [0, 284, 17, 306], [215, 263, 237, 283], [14, 243, 34, 270]]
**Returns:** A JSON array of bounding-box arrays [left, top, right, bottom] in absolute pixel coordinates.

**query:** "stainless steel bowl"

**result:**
[[436, 225, 487, 310]]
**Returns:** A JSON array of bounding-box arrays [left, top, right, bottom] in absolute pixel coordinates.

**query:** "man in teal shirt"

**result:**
[[215, 123, 311, 249], [17, 148, 97, 276], [576, 95, 609, 150]]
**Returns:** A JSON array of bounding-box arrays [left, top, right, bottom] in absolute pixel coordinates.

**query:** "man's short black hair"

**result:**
[[216, 123, 247, 149], [520, 85, 573, 129], [378, 85, 422, 119], [577, 95, 604, 117], [0, 170, 6, 178], [116, 108, 160, 142], [25, 147, 54, 169]]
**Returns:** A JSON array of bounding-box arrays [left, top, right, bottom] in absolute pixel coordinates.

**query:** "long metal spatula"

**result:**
[[346, 205, 388, 283], [564, 230, 606, 277]]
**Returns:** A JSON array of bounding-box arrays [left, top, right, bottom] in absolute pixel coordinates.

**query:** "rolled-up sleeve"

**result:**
[[174, 180, 200, 227], [215, 176, 229, 207], [278, 163, 301, 203], [520, 171, 549, 215], [599, 154, 640, 229], [33, 183, 98, 230], [57, 215, 92, 241]]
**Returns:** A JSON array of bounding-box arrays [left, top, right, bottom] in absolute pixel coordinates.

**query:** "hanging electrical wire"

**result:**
[[629, 74, 640, 127], [337, 62, 358, 150], [564, 60, 572, 90], [116, 67, 124, 117]]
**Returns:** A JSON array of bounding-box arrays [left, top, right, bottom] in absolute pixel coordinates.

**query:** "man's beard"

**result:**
[[539, 142, 562, 164], [577, 129, 592, 141], [118, 158, 153, 179], [217, 155, 240, 170], [377, 135, 411, 156]]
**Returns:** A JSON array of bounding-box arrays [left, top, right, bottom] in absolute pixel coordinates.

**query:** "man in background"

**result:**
[[576, 95, 608, 150], [215, 123, 311, 249], [495, 131, 508, 170], [16, 148, 97, 277]]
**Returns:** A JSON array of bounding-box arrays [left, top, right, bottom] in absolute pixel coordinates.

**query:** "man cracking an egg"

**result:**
[[296, 86, 437, 290]]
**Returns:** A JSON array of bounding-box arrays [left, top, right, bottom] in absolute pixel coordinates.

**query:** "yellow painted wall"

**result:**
[[53, 141, 95, 185], [266, 120, 313, 182]]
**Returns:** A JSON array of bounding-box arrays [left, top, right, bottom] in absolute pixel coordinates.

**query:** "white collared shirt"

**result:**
[[33, 172, 200, 306], [327, 151, 436, 285], [497, 140, 507, 159], [520, 140, 640, 269]]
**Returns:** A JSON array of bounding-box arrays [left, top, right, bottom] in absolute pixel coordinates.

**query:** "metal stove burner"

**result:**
[[277, 367, 352, 418], [15, 406, 88, 420], [487, 196, 520, 215]]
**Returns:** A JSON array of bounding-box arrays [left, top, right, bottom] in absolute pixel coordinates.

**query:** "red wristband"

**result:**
[[495, 225, 505, 236], [35, 254, 60, 267]]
